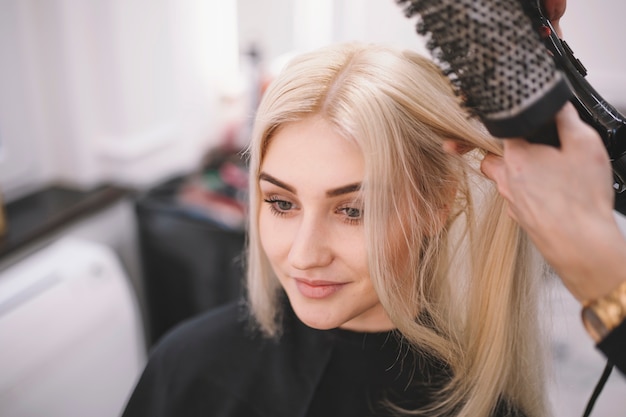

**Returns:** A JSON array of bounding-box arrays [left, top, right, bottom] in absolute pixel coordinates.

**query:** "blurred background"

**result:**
[[0, 1, 624, 416]]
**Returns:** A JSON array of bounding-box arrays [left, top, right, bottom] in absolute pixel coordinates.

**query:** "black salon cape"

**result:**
[[121, 300, 523, 417]]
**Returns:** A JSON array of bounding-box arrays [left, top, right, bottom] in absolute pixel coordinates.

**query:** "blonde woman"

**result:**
[[122, 42, 547, 417]]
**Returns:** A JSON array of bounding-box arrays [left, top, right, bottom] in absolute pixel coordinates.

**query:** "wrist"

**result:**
[[544, 220, 626, 301], [582, 280, 626, 343]]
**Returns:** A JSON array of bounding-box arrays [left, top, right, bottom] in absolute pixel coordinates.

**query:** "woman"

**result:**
[[122, 42, 547, 417]]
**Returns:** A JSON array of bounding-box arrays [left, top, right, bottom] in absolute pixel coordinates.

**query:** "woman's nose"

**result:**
[[287, 215, 333, 270]]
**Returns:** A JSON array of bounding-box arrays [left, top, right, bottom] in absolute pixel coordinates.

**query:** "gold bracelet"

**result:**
[[581, 280, 626, 343]]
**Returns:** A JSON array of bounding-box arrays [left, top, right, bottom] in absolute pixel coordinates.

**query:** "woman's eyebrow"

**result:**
[[326, 183, 361, 197], [259, 172, 361, 197], [259, 172, 295, 193]]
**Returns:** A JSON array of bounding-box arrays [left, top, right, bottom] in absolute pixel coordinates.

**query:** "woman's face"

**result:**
[[258, 116, 394, 333]]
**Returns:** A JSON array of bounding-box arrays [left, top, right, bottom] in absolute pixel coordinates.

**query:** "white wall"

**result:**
[[1, 0, 624, 201], [559, 1, 626, 110], [0, 0, 239, 201], [237, 0, 625, 109], [0, 1, 53, 201], [236, 0, 429, 72]]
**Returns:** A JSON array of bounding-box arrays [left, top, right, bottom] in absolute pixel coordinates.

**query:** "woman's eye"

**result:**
[[263, 198, 295, 216], [275, 200, 293, 211], [338, 206, 363, 224], [343, 207, 361, 218]]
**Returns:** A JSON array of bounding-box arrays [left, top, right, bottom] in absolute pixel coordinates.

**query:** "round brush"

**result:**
[[397, 0, 626, 209]]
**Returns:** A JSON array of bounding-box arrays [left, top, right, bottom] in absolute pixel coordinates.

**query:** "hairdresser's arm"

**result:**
[[481, 104, 626, 371], [479, 0, 626, 303], [481, 104, 626, 302], [530, 1, 626, 305], [480, 0, 626, 366]]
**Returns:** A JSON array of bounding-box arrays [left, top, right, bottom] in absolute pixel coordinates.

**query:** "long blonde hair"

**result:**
[[245, 42, 548, 417]]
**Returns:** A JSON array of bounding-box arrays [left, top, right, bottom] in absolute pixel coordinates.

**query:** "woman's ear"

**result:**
[[426, 180, 458, 237], [442, 139, 473, 155]]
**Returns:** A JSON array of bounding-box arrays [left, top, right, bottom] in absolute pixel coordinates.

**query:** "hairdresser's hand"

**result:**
[[542, 0, 566, 36], [481, 103, 626, 303]]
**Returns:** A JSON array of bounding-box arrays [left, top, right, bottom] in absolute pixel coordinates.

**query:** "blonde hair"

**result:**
[[244, 42, 548, 417]]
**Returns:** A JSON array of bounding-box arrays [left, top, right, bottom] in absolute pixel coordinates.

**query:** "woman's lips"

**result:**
[[293, 278, 347, 299]]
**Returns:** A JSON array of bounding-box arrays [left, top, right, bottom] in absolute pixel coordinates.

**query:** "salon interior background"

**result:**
[[0, 1, 625, 417], [1, 0, 625, 201]]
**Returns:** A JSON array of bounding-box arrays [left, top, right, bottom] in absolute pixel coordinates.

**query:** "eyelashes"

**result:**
[[262, 196, 363, 225], [263, 197, 295, 217]]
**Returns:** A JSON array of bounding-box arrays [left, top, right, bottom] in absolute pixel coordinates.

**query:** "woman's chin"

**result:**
[[288, 300, 342, 330]]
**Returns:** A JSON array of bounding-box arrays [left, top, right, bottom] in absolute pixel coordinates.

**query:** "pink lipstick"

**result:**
[[294, 278, 346, 299]]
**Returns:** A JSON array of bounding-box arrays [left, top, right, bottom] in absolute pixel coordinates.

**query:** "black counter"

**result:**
[[0, 184, 129, 260]]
